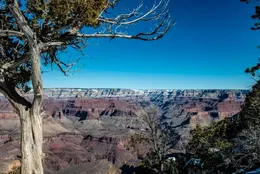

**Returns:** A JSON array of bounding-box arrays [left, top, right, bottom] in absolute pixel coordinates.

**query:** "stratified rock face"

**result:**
[[0, 88, 248, 173], [41, 88, 247, 125], [0, 88, 247, 118]]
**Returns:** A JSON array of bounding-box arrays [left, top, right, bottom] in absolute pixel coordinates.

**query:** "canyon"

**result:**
[[0, 88, 247, 173]]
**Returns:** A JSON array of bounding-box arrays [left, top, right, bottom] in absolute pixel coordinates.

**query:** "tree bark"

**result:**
[[7, 1, 45, 173], [19, 106, 43, 174], [18, 45, 44, 174], [18, 44, 44, 174]]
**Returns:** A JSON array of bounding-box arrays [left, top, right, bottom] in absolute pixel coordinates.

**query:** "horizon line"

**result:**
[[43, 87, 250, 91]]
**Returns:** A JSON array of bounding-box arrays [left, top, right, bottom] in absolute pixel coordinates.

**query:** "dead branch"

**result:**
[[99, 0, 169, 25], [75, 20, 171, 41], [76, 0, 173, 41], [52, 57, 80, 76], [0, 29, 24, 37], [39, 42, 65, 48]]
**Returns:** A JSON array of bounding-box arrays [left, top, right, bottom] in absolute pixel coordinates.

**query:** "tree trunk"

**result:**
[[19, 106, 43, 174], [18, 45, 44, 174], [6, 1, 44, 174]]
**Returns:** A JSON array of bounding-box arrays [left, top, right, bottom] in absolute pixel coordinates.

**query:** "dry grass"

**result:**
[[0, 167, 20, 174]]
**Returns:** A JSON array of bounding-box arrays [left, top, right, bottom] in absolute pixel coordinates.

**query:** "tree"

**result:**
[[184, 1, 260, 173], [186, 119, 234, 173], [241, 0, 260, 30], [241, 0, 260, 75], [223, 126, 260, 173], [0, 0, 172, 173], [186, 69, 260, 173], [128, 107, 179, 174], [186, 82, 260, 173], [238, 81, 260, 128], [240, 0, 260, 130]]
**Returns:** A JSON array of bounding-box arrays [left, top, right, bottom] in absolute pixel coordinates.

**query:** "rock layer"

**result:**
[[0, 88, 248, 173]]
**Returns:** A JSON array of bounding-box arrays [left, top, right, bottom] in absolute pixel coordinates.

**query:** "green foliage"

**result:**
[[186, 79, 260, 173], [1, 0, 169, 100], [184, 2, 260, 173], [0, 6, 32, 93], [245, 63, 260, 76], [26, 0, 108, 30], [188, 120, 233, 154], [186, 120, 234, 173], [47, 0, 107, 28], [238, 80, 260, 128], [0, 0, 111, 94], [24, 0, 109, 73], [241, 0, 260, 30], [141, 152, 179, 174], [242, 0, 260, 74]]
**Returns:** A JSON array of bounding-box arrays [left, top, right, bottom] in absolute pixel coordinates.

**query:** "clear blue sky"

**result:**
[[42, 0, 260, 89]]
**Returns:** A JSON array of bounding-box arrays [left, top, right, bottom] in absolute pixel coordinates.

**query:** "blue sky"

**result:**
[[42, 0, 260, 89]]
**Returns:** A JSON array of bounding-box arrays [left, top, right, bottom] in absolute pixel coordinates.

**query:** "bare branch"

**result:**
[[52, 57, 80, 76], [76, 0, 173, 41], [75, 17, 172, 41], [98, 6, 140, 25], [0, 29, 24, 37], [99, 0, 169, 25], [39, 42, 65, 48], [7, 0, 35, 41]]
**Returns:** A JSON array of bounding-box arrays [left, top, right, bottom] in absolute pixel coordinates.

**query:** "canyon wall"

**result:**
[[0, 88, 248, 173]]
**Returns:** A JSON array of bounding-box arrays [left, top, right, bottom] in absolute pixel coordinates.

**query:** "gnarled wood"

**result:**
[[7, 1, 44, 174], [19, 106, 43, 174]]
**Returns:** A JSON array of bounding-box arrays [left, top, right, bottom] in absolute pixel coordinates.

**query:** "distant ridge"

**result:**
[[43, 88, 248, 100], [0, 88, 249, 100]]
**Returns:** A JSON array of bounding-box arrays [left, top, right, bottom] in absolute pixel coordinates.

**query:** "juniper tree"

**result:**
[[0, 0, 172, 173]]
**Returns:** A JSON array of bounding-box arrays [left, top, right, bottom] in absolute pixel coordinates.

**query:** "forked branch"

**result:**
[[77, 0, 173, 41], [99, 0, 169, 25], [52, 57, 80, 76], [76, 14, 172, 41]]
